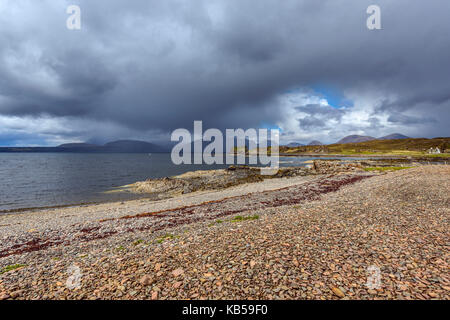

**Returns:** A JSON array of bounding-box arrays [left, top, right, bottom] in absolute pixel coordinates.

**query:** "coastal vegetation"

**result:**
[[231, 215, 260, 222], [156, 234, 179, 243], [279, 137, 450, 158], [0, 264, 26, 274]]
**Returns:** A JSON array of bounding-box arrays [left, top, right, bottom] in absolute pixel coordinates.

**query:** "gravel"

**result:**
[[0, 165, 448, 300]]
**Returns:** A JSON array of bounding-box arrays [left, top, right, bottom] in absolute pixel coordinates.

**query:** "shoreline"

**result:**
[[0, 158, 428, 215], [0, 165, 448, 299], [1, 156, 446, 215]]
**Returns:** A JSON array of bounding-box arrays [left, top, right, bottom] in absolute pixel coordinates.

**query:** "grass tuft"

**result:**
[[231, 215, 259, 222], [156, 233, 179, 243], [0, 264, 26, 274], [132, 239, 144, 246]]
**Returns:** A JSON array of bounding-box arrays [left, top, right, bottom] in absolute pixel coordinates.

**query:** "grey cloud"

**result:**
[[295, 104, 344, 120], [387, 112, 436, 125], [297, 116, 326, 130], [0, 0, 449, 145]]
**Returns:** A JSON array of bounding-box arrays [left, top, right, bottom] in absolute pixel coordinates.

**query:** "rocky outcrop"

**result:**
[[131, 166, 312, 197], [312, 160, 364, 174]]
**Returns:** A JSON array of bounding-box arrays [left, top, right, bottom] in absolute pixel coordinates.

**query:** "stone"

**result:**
[[172, 268, 184, 277], [139, 275, 154, 286], [0, 293, 10, 300], [332, 287, 345, 298], [10, 290, 24, 299]]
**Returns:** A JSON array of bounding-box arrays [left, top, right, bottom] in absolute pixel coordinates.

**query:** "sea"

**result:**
[[0, 153, 365, 213]]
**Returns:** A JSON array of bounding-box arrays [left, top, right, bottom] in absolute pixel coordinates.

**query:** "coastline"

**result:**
[[0, 164, 449, 300]]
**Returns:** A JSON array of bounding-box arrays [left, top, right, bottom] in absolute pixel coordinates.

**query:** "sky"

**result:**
[[0, 0, 449, 146]]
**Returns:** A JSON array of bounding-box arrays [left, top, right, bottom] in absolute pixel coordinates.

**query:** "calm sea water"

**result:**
[[0, 153, 363, 213]]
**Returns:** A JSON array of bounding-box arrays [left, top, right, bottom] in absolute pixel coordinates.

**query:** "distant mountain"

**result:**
[[308, 140, 323, 146], [0, 140, 168, 153], [285, 142, 304, 148], [59, 143, 99, 148], [337, 135, 376, 144], [103, 140, 167, 153], [378, 133, 410, 140]]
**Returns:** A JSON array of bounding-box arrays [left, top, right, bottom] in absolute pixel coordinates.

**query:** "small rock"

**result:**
[[151, 291, 158, 300], [10, 290, 24, 299], [172, 268, 184, 277], [0, 293, 10, 300], [139, 275, 154, 286], [332, 287, 345, 298]]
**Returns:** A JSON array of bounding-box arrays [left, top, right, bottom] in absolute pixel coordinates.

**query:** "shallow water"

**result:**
[[0, 153, 365, 212]]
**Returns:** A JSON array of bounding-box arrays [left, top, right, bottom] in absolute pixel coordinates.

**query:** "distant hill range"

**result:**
[[280, 136, 449, 155], [377, 133, 410, 140], [285, 142, 304, 148], [336, 135, 377, 144], [0, 140, 168, 153], [308, 140, 323, 146], [283, 134, 410, 148], [336, 133, 411, 144]]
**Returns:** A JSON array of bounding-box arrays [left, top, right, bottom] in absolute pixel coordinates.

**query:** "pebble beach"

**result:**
[[0, 165, 449, 300]]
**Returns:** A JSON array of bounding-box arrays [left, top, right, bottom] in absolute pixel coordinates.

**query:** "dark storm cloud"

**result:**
[[295, 104, 344, 120], [387, 112, 436, 125], [0, 0, 449, 145], [297, 117, 326, 130]]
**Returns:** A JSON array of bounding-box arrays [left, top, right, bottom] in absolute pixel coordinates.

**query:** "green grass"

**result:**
[[116, 245, 125, 251], [208, 219, 224, 227], [421, 153, 450, 158], [363, 166, 412, 172], [156, 233, 179, 243], [231, 215, 260, 222], [280, 137, 450, 157], [0, 264, 26, 274], [132, 239, 144, 246]]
